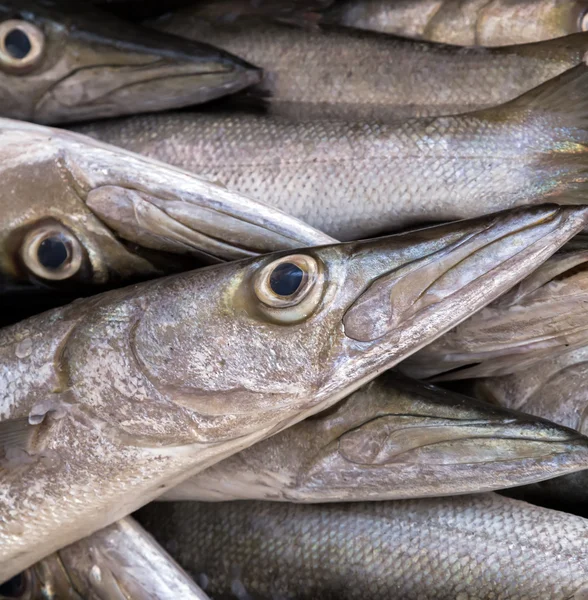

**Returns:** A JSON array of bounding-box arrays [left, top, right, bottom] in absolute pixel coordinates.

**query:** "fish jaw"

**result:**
[[0, 1, 260, 124], [163, 372, 588, 502], [319, 204, 588, 407], [33, 50, 261, 124]]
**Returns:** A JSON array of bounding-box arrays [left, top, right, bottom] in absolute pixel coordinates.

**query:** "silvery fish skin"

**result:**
[[0, 1, 261, 124], [165, 372, 588, 502], [151, 5, 588, 119], [0, 118, 334, 295], [320, 0, 588, 47], [77, 64, 588, 240], [137, 493, 588, 599], [1, 205, 586, 581], [402, 250, 588, 381], [0, 518, 209, 600]]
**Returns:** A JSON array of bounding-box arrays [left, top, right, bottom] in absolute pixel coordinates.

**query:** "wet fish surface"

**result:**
[[0, 118, 333, 302], [137, 493, 588, 599], [77, 64, 588, 240], [402, 250, 588, 380], [151, 4, 588, 119], [0, 0, 260, 124], [319, 0, 588, 47], [1, 206, 569, 580], [165, 372, 588, 502], [0, 517, 210, 600]]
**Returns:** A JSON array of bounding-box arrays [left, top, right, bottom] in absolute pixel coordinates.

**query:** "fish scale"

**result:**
[[137, 494, 588, 599], [77, 104, 573, 240]]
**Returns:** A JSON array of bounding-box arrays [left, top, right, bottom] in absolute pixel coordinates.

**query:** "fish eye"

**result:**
[[253, 254, 324, 323], [0, 20, 44, 71], [0, 572, 27, 598], [581, 10, 588, 31], [20, 222, 84, 281]]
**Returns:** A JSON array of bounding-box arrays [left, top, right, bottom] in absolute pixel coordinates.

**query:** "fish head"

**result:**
[[124, 204, 588, 442], [476, 0, 588, 45], [278, 372, 588, 501], [0, 119, 333, 296], [0, 1, 260, 124]]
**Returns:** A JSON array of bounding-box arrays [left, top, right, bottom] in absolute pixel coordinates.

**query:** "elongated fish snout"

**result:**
[[0, 2, 261, 124], [32, 34, 261, 124], [332, 204, 588, 387]]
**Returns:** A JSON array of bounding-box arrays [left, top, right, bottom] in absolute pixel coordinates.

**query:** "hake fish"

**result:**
[[152, 4, 588, 119], [137, 493, 588, 599], [0, 205, 584, 581], [401, 250, 588, 381], [319, 0, 588, 47], [163, 372, 588, 503], [77, 64, 588, 240], [0, 118, 333, 295], [0, 1, 260, 124], [0, 517, 210, 600]]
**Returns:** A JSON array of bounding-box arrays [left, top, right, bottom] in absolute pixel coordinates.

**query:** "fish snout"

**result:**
[[33, 37, 261, 124], [342, 205, 588, 345]]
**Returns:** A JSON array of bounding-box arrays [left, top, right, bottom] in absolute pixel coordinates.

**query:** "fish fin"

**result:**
[[483, 63, 588, 131], [0, 417, 34, 453]]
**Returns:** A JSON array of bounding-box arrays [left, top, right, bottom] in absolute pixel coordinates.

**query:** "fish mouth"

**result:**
[[33, 57, 261, 124], [326, 204, 588, 397], [343, 205, 580, 343]]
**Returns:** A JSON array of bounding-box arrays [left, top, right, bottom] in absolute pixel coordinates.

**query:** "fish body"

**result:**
[[153, 6, 588, 119], [402, 250, 588, 380], [1, 205, 576, 580], [77, 64, 588, 240], [0, 118, 333, 300], [137, 493, 588, 599], [165, 372, 588, 502], [0, 517, 210, 600], [320, 0, 588, 47], [0, 1, 262, 124]]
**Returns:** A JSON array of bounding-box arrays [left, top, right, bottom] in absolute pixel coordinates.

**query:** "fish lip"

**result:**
[[32, 59, 261, 123]]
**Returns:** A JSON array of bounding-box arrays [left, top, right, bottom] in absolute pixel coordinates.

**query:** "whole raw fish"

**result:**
[[0, 118, 333, 297], [137, 493, 588, 599], [163, 372, 588, 502], [2, 205, 573, 581], [319, 0, 588, 47], [402, 250, 588, 381], [0, 1, 261, 124], [0, 517, 210, 600], [77, 64, 588, 240], [151, 4, 588, 119]]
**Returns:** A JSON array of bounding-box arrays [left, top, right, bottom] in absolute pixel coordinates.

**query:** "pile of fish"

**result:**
[[3, 0, 588, 598]]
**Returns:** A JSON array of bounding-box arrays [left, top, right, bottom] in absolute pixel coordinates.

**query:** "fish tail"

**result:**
[[480, 63, 588, 201]]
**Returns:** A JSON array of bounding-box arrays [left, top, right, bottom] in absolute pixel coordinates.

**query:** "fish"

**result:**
[[0, 118, 333, 296], [0, 517, 210, 600], [401, 249, 588, 381], [150, 4, 588, 120], [0, 204, 584, 581], [136, 493, 588, 599], [0, 0, 261, 124], [163, 371, 588, 503], [76, 64, 588, 240], [318, 0, 588, 47]]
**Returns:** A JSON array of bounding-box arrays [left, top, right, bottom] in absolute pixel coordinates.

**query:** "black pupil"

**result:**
[[0, 572, 26, 597], [4, 29, 31, 59], [37, 236, 69, 270], [269, 262, 305, 297]]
